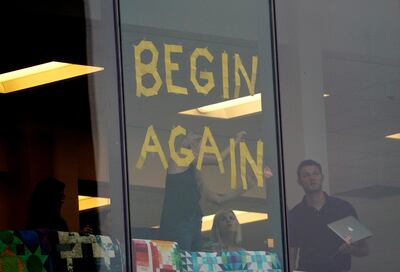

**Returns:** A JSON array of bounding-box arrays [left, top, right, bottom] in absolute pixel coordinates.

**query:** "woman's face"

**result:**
[[52, 190, 65, 212], [218, 212, 239, 233]]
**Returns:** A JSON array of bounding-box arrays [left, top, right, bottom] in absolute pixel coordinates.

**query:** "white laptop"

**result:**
[[327, 216, 373, 243]]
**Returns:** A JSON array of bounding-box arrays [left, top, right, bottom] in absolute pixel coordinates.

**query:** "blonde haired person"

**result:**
[[204, 209, 244, 252]]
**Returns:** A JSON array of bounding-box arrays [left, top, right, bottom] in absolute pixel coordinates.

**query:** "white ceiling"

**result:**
[[277, 0, 400, 195], [322, 0, 400, 194], [324, 55, 400, 192], [276, 2, 400, 270]]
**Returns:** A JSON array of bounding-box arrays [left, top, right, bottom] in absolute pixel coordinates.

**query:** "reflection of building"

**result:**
[[1, 0, 400, 271]]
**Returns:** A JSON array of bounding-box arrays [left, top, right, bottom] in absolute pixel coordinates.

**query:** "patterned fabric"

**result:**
[[52, 231, 122, 272], [0, 230, 123, 272], [132, 239, 181, 272], [180, 250, 282, 272], [180, 251, 219, 272], [0, 230, 49, 272]]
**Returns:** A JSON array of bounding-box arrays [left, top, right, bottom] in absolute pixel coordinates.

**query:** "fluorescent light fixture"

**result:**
[[0, 61, 104, 94], [179, 93, 262, 119], [201, 210, 268, 232], [323, 93, 331, 97], [78, 195, 111, 211], [385, 133, 400, 140]]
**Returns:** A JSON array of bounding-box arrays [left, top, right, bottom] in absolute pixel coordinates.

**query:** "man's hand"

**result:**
[[338, 235, 353, 254], [338, 235, 369, 257]]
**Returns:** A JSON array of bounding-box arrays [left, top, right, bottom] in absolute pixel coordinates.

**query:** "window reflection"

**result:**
[[0, 0, 127, 271]]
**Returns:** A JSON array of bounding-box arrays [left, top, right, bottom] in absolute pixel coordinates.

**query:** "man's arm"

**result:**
[[338, 237, 369, 257], [193, 131, 246, 165], [340, 204, 369, 257], [202, 166, 271, 205], [202, 167, 258, 205], [352, 239, 369, 257], [203, 188, 243, 205]]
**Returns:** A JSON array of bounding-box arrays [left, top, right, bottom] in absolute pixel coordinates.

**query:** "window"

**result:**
[[119, 0, 287, 269], [278, 1, 400, 271], [0, 1, 128, 271]]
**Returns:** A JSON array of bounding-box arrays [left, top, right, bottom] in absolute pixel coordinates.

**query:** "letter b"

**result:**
[[134, 40, 162, 97]]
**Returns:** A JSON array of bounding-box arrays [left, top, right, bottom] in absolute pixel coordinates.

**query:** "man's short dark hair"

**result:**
[[297, 159, 322, 177]]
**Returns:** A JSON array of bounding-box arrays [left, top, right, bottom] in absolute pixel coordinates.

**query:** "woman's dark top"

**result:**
[[27, 215, 69, 231], [160, 165, 202, 226]]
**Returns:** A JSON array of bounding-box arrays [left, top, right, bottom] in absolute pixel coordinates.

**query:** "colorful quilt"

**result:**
[[0, 230, 49, 272], [50, 231, 123, 272], [132, 239, 181, 272], [1, 231, 283, 272], [180, 250, 282, 272]]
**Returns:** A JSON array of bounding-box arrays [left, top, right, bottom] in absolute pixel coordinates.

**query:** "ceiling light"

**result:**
[[201, 210, 268, 232], [78, 195, 111, 211], [323, 93, 331, 97], [0, 61, 104, 94], [179, 93, 262, 119], [385, 133, 400, 140]]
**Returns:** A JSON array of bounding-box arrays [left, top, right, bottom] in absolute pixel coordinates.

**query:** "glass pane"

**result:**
[[0, 1, 128, 271], [277, 1, 400, 271], [119, 0, 286, 269]]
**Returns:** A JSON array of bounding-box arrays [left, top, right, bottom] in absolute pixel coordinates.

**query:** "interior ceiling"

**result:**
[[324, 55, 400, 194], [321, 0, 400, 195], [336, 185, 400, 199]]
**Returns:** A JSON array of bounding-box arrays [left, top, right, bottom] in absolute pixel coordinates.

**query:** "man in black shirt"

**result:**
[[288, 160, 369, 272]]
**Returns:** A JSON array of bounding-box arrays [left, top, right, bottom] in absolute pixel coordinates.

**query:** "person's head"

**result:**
[[179, 129, 201, 149], [211, 209, 242, 245], [296, 159, 323, 193], [30, 177, 66, 213]]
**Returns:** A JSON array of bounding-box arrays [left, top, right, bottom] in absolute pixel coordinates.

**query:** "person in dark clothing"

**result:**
[[288, 159, 369, 272], [26, 177, 69, 231], [160, 129, 256, 251]]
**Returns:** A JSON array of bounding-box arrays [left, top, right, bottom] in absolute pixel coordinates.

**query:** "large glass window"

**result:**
[[277, 1, 400, 271], [7, 0, 399, 271], [119, 0, 287, 269]]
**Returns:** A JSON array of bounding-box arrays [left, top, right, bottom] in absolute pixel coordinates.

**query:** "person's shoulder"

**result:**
[[288, 201, 306, 217], [328, 195, 354, 207], [327, 195, 357, 215]]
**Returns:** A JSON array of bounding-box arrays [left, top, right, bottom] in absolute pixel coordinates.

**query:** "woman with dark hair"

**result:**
[[26, 177, 69, 231]]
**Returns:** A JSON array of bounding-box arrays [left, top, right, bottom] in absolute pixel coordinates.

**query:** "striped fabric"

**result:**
[[132, 239, 181, 272]]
